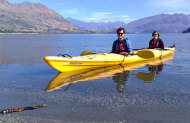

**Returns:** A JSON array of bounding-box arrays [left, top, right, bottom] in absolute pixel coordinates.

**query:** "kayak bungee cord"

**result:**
[[58, 54, 72, 58]]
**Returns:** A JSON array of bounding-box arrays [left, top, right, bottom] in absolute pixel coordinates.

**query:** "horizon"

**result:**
[[6, 0, 190, 24]]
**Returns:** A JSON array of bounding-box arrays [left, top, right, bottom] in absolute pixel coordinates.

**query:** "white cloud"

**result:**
[[93, 12, 112, 17], [119, 15, 135, 21], [79, 12, 134, 23], [81, 12, 112, 21], [61, 9, 78, 15]]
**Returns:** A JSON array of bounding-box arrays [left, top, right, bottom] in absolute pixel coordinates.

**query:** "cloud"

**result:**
[[79, 12, 134, 23], [81, 12, 112, 21], [119, 15, 135, 21], [150, 0, 189, 8], [61, 9, 78, 15], [93, 12, 112, 17]]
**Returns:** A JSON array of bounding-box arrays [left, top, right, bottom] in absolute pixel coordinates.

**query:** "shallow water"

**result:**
[[0, 33, 190, 122]]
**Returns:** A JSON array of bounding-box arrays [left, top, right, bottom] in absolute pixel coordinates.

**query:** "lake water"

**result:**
[[0, 33, 190, 122]]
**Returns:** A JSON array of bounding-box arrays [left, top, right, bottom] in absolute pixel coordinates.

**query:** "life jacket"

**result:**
[[115, 39, 127, 54], [149, 38, 162, 49]]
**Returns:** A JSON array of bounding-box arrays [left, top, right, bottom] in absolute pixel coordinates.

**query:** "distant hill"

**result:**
[[66, 17, 125, 31], [0, 0, 78, 33], [183, 27, 190, 33], [125, 13, 190, 33], [67, 13, 190, 33]]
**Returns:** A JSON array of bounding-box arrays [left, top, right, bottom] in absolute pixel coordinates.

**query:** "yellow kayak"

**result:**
[[44, 47, 175, 72], [46, 54, 174, 92]]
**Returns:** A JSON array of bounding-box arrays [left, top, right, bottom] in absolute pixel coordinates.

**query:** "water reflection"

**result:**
[[113, 71, 130, 93], [46, 54, 174, 93], [45, 65, 127, 92], [136, 64, 164, 83]]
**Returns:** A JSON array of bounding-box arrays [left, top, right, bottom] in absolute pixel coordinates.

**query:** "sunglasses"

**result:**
[[117, 33, 124, 35]]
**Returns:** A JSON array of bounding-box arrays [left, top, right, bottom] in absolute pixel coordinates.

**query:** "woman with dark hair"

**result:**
[[148, 31, 164, 49]]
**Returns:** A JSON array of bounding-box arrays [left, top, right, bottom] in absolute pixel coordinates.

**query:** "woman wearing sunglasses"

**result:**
[[148, 31, 165, 49]]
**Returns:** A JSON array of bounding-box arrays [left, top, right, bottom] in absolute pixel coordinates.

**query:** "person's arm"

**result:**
[[126, 40, 132, 54], [148, 41, 151, 49], [148, 39, 153, 49]]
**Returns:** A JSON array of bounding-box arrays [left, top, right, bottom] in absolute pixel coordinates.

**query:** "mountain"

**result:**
[[67, 13, 190, 33], [66, 17, 125, 31], [183, 27, 190, 33], [0, 0, 78, 33], [125, 13, 190, 33]]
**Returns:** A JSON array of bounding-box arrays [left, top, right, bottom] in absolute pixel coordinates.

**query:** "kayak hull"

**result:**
[[44, 47, 175, 72]]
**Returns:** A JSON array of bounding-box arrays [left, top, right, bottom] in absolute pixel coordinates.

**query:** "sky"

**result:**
[[7, 0, 190, 24]]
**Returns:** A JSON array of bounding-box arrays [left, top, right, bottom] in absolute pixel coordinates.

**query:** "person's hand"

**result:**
[[128, 52, 134, 55], [123, 52, 128, 56]]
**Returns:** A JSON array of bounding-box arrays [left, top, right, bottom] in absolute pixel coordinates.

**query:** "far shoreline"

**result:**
[[0, 32, 186, 35]]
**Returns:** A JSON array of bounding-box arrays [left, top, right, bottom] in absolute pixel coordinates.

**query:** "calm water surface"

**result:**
[[0, 33, 190, 122]]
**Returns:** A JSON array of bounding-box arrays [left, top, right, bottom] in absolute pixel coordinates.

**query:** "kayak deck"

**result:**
[[44, 47, 175, 72]]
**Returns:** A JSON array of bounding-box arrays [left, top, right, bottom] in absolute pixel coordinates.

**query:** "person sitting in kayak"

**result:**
[[148, 31, 164, 49], [111, 27, 133, 56]]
